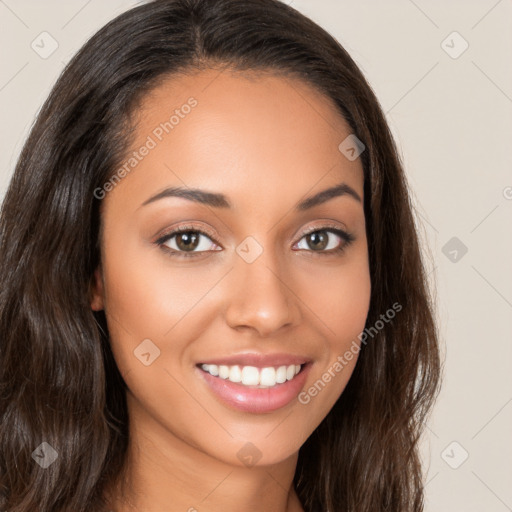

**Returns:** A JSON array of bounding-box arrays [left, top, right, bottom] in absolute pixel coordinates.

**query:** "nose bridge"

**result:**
[[224, 235, 300, 335]]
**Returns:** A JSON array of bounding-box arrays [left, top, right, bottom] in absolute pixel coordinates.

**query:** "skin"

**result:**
[[91, 67, 371, 512]]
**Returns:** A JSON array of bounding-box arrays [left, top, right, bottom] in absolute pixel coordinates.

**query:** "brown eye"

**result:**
[[173, 231, 201, 252], [156, 226, 221, 258], [305, 231, 329, 251], [294, 227, 355, 255]]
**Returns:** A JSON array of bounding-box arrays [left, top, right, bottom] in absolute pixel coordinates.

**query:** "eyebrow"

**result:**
[[141, 181, 362, 210]]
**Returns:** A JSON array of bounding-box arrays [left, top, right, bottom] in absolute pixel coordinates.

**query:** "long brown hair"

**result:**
[[0, 0, 442, 510]]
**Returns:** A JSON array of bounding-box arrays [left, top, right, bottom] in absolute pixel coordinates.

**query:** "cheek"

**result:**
[[294, 255, 371, 427], [332, 263, 371, 346], [300, 251, 372, 348], [100, 235, 226, 376]]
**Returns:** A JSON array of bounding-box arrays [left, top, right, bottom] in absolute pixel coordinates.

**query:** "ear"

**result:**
[[90, 266, 105, 311]]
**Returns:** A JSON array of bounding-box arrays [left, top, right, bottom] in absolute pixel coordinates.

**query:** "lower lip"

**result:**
[[196, 363, 312, 414]]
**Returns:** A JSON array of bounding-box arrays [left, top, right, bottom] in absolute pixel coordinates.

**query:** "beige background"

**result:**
[[1, 1, 511, 510]]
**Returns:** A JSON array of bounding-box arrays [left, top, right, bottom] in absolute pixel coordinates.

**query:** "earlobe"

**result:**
[[90, 267, 105, 311]]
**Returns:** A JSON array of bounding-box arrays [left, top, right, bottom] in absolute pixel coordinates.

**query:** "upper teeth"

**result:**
[[200, 364, 302, 387]]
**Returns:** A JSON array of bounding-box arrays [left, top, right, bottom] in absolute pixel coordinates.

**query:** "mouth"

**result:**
[[196, 362, 306, 389], [195, 362, 313, 414]]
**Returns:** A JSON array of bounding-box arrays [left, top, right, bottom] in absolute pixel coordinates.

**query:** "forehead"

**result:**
[[107, 67, 364, 211]]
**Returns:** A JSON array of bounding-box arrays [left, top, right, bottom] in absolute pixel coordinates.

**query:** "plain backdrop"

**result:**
[[1, 1, 511, 510]]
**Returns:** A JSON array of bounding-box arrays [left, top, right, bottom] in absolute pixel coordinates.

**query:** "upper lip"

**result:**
[[197, 352, 312, 368]]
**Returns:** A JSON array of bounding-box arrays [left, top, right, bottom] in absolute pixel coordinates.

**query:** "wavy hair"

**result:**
[[0, 0, 442, 510]]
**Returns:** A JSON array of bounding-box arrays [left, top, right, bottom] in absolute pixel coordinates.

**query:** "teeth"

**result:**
[[241, 366, 259, 386], [200, 363, 302, 388], [218, 365, 230, 379], [260, 367, 276, 387], [276, 365, 287, 384], [229, 365, 242, 383]]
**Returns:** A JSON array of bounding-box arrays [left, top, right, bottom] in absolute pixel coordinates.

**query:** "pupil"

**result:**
[[177, 232, 199, 251], [309, 231, 327, 250]]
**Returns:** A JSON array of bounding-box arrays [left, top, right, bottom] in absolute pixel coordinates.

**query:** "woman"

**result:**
[[0, 0, 442, 510]]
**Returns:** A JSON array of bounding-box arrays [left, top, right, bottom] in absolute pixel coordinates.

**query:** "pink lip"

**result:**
[[198, 352, 311, 368], [196, 362, 313, 414]]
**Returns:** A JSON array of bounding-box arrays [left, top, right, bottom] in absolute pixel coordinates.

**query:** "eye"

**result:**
[[155, 224, 355, 259], [156, 225, 221, 259], [294, 227, 355, 256]]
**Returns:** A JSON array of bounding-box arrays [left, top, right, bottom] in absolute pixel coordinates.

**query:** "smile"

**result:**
[[196, 362, 312, 414], [199, 363, 302, 388]]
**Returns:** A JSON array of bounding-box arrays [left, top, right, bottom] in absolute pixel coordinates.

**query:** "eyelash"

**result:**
[[155, 223, 355, 259]]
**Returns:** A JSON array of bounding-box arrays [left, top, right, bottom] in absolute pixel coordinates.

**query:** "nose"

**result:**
[[224, 247, 301, 337]]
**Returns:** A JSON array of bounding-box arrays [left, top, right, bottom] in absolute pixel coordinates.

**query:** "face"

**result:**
[[91, 68, 371, 468]]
